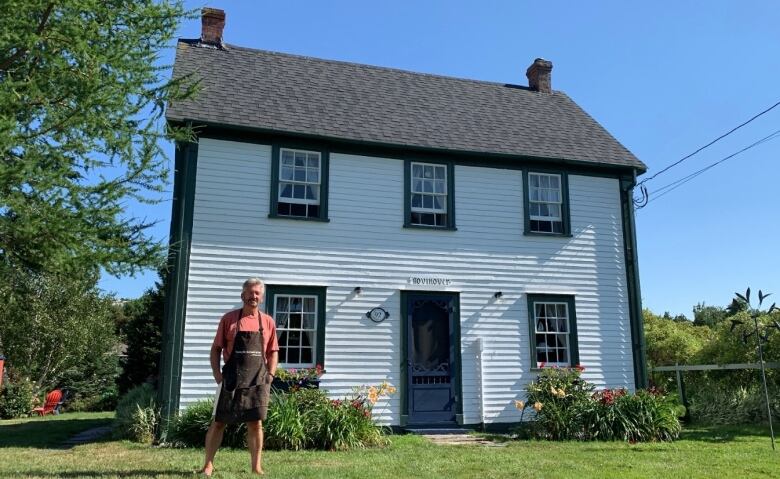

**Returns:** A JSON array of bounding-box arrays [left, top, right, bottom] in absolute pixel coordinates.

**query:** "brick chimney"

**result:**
[[201, 7, 225, 46], [526, 58, 553, 93]]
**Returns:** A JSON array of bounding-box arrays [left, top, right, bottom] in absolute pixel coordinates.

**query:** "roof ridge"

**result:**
[[177, 38, 540, 92]]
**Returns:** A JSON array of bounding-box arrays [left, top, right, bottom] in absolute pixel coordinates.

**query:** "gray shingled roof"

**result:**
[[167, 40, 645, 171]]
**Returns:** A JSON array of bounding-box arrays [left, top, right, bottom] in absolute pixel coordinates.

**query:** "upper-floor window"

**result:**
[[270, 146, 329, 221], [524, 171, 569, 235], [527, 294, 579, 368], [404, 161, 455, 229]]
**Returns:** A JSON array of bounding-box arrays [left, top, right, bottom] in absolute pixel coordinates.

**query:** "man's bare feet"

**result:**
[[251, 468, 264, 475], [198, 464, 214, 476]]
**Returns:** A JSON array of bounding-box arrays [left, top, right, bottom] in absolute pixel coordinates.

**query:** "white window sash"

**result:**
[[274, 294, 318, 368], [278, 148, 321, 207], [533, 301, 571, 367]]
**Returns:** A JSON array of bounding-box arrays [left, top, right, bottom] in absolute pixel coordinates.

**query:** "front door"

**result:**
[[406, 292, 458, 425]]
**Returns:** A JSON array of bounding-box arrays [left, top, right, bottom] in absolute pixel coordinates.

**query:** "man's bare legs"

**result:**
[[247, 420, 264, 474], [200, 421, 226, 476]]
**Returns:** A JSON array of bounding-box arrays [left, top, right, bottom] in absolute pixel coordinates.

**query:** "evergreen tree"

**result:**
[[0, 0, 195, 276]]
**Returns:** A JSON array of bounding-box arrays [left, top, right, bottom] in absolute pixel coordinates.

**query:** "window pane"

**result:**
[[300, 347, 313, 364], [281, 167, 294, 180], [536, 318, 545, 332], [540, 175, 549, 188], [550, 176, 560, 188], [294, 152, 306, 166], [307, 169, 319, 183], [549, 204, 561, 218], [535, 303, 545, 318], [290, 297, 302, 312], [546, 304, 557, 318], [423, 195, 433, 209], [411, 194, 422, 208], [413, 180, 423, 192], [274, 313, 288, 328], [530, 203, 540, 216], [546, 318, 557, 332], [303, 314, 315, 329], [412, 164, 423, 177], [288, 313, 301, 329], [280, 183, 292, 198], [282, 150, 294, 164], [423, 180, 433, 193], [303, 297, 316, 312], [307, 155, 319, 168], [276, 297, 289, 312], [530, 175, 539, 187], [424, 165, 433, 178], [556, 304, 567, 318], [287, 347, 300, 364], [433, 196, 444, 211]]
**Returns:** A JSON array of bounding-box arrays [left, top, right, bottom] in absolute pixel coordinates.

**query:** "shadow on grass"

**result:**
[[21, 471, 193, 478], [0, 416, 114, 449], [680, 424, 772, 443]]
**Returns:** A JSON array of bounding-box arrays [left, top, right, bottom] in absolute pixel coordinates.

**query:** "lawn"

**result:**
[[0, 413, 777, 478]]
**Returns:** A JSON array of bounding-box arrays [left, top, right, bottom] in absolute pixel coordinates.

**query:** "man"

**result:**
[[200, 278, 279, 476]]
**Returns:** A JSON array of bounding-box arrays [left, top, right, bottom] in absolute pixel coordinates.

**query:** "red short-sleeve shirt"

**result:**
[[213, 309, 279, 364]]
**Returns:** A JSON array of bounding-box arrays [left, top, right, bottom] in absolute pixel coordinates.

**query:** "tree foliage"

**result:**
[[643, 309, 712, 368], [0, 268, 118, 395], [0, 0, 195, 276], [117, 269, 166, 393]]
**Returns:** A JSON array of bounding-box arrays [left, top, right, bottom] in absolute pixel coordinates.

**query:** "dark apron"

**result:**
[[214, 313, 271, 424]]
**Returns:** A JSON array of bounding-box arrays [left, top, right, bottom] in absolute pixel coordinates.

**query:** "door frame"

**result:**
[[400, 290, 463, 426]]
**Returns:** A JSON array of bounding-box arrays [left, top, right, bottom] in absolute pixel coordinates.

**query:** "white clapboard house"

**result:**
[[159, 8, 647, 429]]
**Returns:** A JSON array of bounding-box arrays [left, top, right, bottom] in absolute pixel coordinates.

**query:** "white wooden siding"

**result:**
[[179, 137, 634, 425]]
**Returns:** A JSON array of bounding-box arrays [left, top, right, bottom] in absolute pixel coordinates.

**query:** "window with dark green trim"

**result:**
[[265, 286, 326, 368], [527, 294, 579, 368], [404, 160, 455, 229], [523, 170, 570, 235], [269, 146, 329, 221]]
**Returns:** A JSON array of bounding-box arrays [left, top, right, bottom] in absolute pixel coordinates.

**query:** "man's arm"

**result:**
[[267, 351, 278, 378], [210, 344, 223, 384]]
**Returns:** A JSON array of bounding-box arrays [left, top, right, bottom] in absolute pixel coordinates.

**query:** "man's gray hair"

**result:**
[[242, 277, 265, 292]]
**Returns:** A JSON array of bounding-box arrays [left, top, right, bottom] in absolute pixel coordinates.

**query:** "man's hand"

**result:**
[[213, 370, 223, 384]]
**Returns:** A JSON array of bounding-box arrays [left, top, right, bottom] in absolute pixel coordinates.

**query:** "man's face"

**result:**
[[241, 284, 264, 308]]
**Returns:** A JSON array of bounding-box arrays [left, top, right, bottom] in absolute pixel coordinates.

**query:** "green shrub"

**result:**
[[519, 367, 681, 442], [169, 386, 389, 450], [168, 399, 247, 448], [114, 384, 159, 442], [0, 376, 35, 419], [524, 366, 594, 440]]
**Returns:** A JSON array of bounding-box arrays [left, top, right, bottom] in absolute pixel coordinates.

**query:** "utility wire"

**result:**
[[640, 128, 780, 207], [637, 100, 780, 187]]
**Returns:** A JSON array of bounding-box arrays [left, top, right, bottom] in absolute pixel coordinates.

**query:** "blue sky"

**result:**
[[99, 1, 780, 318]]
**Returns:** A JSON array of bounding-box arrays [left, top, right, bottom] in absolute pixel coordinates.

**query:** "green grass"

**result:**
[[1, 413, 777, 478]]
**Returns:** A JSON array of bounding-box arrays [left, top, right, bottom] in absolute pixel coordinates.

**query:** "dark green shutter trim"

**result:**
[[177, 121, 639, 178], [620, 173, 648, 389], [403, 160, 456, 229], [523, 169, 571, 236], [264, 285, 327, 368], [400, 291, 409, 426], [268, 144, 330, 221], [451, 293, 464, 421], [159, 139, 199, 433], [526, 294, 579, 368]]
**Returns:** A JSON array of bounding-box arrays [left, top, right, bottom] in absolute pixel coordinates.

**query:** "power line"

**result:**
[[639, 128, 780, 207], [637, 100, 780, 187]]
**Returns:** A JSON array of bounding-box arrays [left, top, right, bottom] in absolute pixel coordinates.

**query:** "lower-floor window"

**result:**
[[527, 294, 579, 368], [265, 285, 326, 368]]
